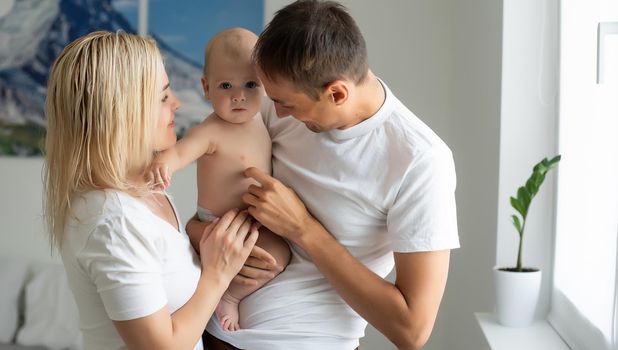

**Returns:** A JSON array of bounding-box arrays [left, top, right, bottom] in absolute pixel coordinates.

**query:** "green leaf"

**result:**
[[525, 178, 538, 196], [547, 155, 561, 169], [538, 173, 547, 188], [517, 186, 531, 210], [532, 171, 543, 187], [511, 215, 523, 234], [534, 162, 548, 174], [510, 196, 526, 218], [549, 155, 562, 165]]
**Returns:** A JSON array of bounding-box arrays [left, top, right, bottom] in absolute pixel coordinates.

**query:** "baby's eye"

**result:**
[[219, 82, 232, 89], [245, 81, 259, 89]]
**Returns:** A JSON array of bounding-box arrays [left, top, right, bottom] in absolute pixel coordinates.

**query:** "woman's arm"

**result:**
[[243, 167, 450, 350], [113, 210, 258, 350]]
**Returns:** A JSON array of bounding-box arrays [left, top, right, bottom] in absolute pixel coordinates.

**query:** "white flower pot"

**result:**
[[494, 267, 542, 327]]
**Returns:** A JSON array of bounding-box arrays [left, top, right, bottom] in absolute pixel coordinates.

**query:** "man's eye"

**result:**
[[219, 82, 232, 89], [275, 101, 292, 109], [245, 81, 258, 89]]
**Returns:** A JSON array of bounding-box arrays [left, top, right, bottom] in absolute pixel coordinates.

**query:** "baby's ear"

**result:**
[[201, 76, 210, 100]]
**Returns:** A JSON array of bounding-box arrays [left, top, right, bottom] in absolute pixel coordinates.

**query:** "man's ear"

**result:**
[[324, 80, 349, 106], [201, 76, 210, 100]]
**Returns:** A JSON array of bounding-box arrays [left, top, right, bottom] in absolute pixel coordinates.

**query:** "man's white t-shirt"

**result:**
[[61, 190, 202, 350], [207, 80, 460, 350]]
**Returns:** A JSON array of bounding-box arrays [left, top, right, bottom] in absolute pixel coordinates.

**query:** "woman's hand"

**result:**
[[198, 210, 259, 286]]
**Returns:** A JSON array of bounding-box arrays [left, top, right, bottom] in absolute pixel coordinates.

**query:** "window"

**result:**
[[550, 1, 618, 349]]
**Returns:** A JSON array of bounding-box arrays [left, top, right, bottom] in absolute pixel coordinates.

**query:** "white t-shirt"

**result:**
[[206, 79, 459, 350], [60, 190, 202, 350]]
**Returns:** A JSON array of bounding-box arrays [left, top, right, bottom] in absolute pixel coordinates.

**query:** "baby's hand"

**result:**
[[148, 162, 172, 190]]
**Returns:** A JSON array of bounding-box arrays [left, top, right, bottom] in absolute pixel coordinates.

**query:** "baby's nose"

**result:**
[[232, 91, 246, 102]]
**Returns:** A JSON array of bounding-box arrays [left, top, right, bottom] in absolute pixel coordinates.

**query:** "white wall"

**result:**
[[0, 158, 51, 262], [440, 1, 503, 349], [0, 1, 511, 349]]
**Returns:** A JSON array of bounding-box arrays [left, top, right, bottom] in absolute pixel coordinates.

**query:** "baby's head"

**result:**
[[201, 28, 264, 123]]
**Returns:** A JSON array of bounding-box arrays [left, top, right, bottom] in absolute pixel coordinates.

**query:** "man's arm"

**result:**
[[243, 167, 450, 350], [301, 224, 449, 350]]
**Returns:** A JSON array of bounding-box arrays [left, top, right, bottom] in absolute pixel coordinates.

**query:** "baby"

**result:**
[[151, 28, 291, 331]]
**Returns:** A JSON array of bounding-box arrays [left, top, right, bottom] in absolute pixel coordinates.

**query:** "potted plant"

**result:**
[[494, 155, 561, 327]]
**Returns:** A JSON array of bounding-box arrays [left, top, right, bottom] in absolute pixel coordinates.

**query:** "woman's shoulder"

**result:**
[[67, 190, 155, 241], [71, 189, 144, 220], [63, 190, 161, 258]]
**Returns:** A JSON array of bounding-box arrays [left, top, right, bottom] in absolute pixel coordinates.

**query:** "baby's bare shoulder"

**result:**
[[185, 114, 218, 135]]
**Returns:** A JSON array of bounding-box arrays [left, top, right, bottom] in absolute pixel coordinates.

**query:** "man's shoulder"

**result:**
[[382, 105, 450, 155]]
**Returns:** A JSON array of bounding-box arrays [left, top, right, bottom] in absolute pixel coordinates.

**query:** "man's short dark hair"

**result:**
[[254, 0, 369, 100]]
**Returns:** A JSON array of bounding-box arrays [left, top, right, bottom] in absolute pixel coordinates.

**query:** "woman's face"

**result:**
[[154, 70, 181, 152]]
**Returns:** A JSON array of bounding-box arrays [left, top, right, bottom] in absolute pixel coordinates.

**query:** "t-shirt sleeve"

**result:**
[[260, 95, 276, 131], [77, 215, 167, 321], [387, 146, 460, 252]]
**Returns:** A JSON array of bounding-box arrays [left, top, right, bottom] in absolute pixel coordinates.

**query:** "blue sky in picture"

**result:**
[[113, 0, 264, 67]]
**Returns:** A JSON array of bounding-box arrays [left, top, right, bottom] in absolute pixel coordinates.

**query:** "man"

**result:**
[[189, 1, 459, 349]]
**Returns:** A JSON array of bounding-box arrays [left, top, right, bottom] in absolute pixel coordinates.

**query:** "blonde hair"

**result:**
[[203, 27, 258, 77], [44, 31, 163, 249]]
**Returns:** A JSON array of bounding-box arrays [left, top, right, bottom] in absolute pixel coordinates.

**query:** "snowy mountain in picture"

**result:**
[[0, 0, 211, 156]]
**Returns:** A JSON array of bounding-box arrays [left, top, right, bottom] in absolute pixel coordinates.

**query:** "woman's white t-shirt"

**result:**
[[60, 190, 202, 350]]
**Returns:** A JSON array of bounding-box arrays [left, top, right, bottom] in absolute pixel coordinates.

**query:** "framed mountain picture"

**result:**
[[0, 0, 264, 156]]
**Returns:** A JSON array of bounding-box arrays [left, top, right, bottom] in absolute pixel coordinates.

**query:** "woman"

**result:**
[[43, 31, 258, 350]]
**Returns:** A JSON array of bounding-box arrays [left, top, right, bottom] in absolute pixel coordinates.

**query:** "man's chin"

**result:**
[[305, 123, 322, 133]]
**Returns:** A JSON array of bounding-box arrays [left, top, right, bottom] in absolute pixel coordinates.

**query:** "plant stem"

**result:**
[[517, 221, 526, 272], [516, 235, 523, 271]]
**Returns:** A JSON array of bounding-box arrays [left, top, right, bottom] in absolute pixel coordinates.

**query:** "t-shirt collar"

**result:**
[[326, 78, 393, 141]]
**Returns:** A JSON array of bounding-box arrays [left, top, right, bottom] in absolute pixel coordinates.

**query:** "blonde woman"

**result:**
[[43, 31, 261, 350]]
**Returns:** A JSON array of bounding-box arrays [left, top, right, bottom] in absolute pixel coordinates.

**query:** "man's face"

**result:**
[[257, 70, 340, 133]]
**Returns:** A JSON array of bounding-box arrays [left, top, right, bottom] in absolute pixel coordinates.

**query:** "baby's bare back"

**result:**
[[196, 114, 271, 216]]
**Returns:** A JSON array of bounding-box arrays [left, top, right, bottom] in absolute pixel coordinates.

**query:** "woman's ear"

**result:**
[[201, 76, 210, 100], [324, 80, 349, 106]]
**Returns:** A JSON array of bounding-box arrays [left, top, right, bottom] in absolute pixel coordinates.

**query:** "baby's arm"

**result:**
[[151, 121, 215, 189]]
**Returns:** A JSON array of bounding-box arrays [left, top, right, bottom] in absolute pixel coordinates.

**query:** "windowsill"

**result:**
[[475, 312, 570, 350]]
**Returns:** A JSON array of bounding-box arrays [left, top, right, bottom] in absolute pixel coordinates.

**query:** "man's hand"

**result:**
[[242, 167, 315, 244]]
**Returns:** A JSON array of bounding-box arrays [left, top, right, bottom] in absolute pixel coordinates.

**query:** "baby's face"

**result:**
[[203, 51, 264, 124]]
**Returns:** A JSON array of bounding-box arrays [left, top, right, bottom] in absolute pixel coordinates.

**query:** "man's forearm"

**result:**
[[298, 221, 435, 350]]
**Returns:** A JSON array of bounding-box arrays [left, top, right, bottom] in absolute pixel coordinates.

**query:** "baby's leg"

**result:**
[[216, 226, 291, 331]]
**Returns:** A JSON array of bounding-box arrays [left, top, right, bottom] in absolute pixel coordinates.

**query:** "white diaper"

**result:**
[[197, 206, 219, 222]]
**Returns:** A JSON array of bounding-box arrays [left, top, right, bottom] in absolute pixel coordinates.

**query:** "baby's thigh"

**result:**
[[255, 227, 291, 270]]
